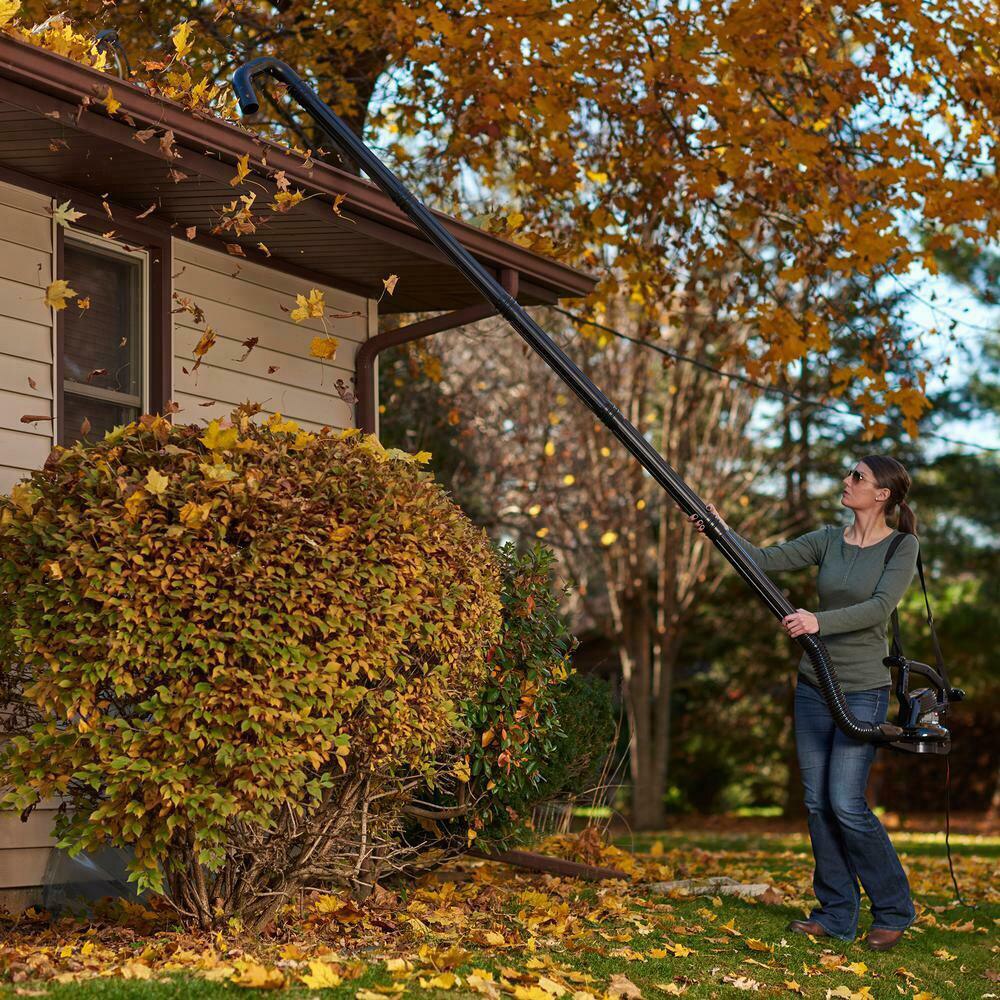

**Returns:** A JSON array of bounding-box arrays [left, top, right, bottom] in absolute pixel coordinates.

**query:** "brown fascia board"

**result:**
[[0, 34, 596, 302]]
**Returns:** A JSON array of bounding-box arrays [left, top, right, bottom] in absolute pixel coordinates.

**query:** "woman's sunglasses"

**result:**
[[848, 468, 867, 484]]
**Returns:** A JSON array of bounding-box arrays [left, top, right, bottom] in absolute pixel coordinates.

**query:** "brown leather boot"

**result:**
[[787, 919, 829, 937], [866, 927, 905, 951]]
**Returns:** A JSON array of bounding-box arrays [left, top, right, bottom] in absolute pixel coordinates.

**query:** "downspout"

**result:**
[[355, 269, 519, 435]]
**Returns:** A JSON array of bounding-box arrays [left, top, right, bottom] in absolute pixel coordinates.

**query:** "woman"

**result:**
[[690, 456, 918, 951]]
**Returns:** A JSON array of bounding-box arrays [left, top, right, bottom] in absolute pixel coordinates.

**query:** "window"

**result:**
[[59, 234, 148, 446]]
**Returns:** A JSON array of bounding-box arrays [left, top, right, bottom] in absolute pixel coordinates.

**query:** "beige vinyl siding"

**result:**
[[172, 241, 368, 431], [0, 180, 55, 495]]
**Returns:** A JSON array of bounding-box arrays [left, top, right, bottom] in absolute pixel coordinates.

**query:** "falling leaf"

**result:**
[[171, 21, 195, 60], [269, 189, 305, 213], [85, 368, 108, 383], [544, 441, 556, 456], [44, 280, 77, 311], [144, 469, 169, 495], [257, 242, 271, 257], [27, 376, 37, 390], [48, 138, 69, 152], [267, 365, 280, 374], [136, 202, 157, 219], [383, 273, 399, 295], [225, 243, 246, 257], [310, 336, 339, 360], [159, 130, 177, 158], [185, 226, 197, 239], [102, 86, 121, 116], [20, 414, 53, 424], [133, 127, 157, 144], [291, 289, 325, 323], [51, 200, 84, 227], [600, 531, 618, 546], [191, 328, 218, 370], [230, 153, 251, 187], [77, 297, 91, 313], [236, 337, 259, 361]]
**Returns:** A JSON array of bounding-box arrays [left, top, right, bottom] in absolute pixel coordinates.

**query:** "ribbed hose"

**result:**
[[232, 58, 901, 746]]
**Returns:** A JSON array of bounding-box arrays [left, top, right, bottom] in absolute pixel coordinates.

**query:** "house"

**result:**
[[0, 31, 595, 911]]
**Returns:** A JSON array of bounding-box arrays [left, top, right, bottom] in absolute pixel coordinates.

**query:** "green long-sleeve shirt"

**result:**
[[733, 525, 919, 691]]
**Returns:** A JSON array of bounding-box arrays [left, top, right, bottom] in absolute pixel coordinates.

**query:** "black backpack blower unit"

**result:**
[[231, 58, 960, 758]]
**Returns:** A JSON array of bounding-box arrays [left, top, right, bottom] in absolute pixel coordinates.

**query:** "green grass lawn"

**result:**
[[2, 826, 996, 999]]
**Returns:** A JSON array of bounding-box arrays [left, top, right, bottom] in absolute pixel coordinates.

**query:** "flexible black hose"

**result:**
[[232, 57, 900, 746]]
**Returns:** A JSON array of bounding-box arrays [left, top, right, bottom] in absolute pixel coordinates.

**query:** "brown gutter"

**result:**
[[0, 34, 595, 302], [356, 270, 518, 434]]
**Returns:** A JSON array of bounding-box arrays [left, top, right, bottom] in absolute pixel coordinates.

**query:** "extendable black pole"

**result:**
[[232, 58, 910, 747]]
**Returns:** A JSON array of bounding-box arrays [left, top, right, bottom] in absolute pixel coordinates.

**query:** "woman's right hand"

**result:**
[[688, 503, 728, 533]]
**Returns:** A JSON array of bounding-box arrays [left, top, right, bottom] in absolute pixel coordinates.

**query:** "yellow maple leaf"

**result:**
[[844, 961, 868, 976], [230, 153, 251, 187], [298, 962, 342, 989], [171, 21, 195, 60], [144, 469, 169, 495], [179, 500, 212, 527], [310, 336, 339, 360], [192, 327, 217, 359], [269, 189, 305, 213], [44, 279, 77, 311], [600, 530, 618, 546], [103, 87, 121, 116], [199, 462, 238, 482], [199, 420, 239, 452], [123, 489, 148, 520], [382, 273, 399, 295], [420, 973, 459, 990], [230, 960, 284, 989], [291, 288, 325, 323], [745, 938, 773, 953], [266, 412, 299, 434], [0, 1, 20, 29]]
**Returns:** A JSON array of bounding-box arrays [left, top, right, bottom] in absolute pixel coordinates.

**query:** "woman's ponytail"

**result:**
[[896, 498, 918, 536]]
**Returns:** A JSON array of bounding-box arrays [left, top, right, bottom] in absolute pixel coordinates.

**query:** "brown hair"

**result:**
[[860, 455, 918, 536]]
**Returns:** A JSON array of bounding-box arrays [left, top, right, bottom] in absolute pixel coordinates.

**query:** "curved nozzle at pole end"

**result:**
[[232, 57, 295, 117]]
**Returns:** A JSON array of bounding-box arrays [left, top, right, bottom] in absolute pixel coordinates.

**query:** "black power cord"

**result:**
[[943, 756, 975, 909]]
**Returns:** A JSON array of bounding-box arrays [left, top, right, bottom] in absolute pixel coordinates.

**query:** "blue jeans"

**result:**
[[794, 679, 916, 940]]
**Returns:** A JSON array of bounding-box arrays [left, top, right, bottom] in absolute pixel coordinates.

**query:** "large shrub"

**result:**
[[0, 407, 501, 929]]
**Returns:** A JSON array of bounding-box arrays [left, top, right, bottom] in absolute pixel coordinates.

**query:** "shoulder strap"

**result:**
[[885, 533, 950, 689]]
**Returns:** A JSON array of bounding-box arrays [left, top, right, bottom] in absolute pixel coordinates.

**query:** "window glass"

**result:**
[[61, 239, 144, 446]]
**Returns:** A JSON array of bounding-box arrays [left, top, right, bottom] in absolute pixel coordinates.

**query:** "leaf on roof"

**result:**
[[230, 153, 251, 187], [51, 200, 85, 228], [44, 280, 77, 311], [172, 21, 195, 61]]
